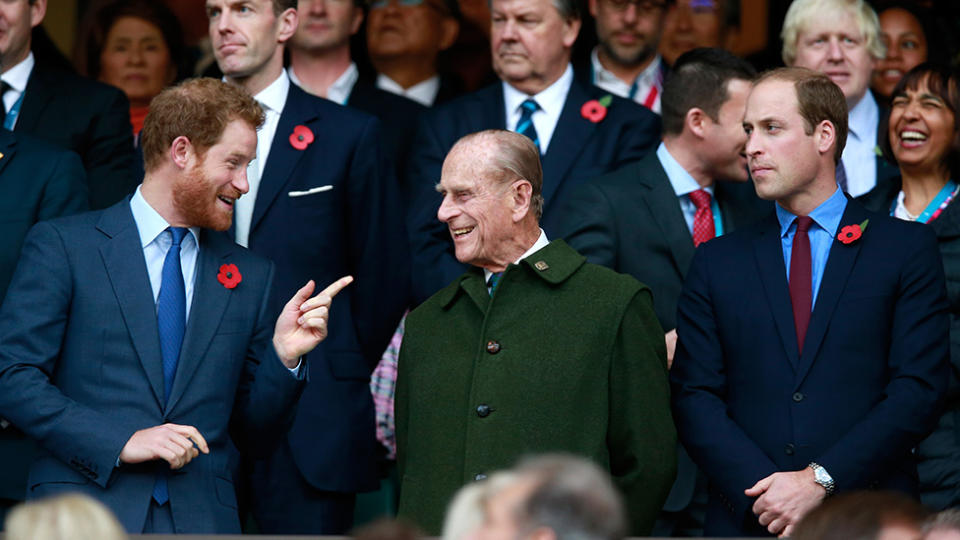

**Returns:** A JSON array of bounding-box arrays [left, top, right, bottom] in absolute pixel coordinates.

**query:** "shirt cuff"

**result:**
[[287, 357, 304, 379]]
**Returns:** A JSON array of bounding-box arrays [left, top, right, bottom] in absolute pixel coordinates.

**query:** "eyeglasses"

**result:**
[[368, 0, 449, 13], [601, 0, 668, 13]]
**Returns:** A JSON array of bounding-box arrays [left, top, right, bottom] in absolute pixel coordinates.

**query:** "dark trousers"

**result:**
[[248, 439, 356, 535]]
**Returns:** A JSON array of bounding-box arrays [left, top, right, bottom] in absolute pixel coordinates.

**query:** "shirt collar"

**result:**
[[253, 70, 290, 115], [776, 186, 847, 238], [657, 142, 714, 198], [502, 64, 574, 120], [287, 63, 358, 104], [847, 89, 878, 142], [482, 229, 550, 283], [130, 185, 200, 248], [376, 73, 440, 106], [2, 52, 33, 92], [590, 47, 662, 88]]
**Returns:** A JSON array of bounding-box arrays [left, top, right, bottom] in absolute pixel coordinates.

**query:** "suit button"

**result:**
[[793, 392, 804, 402], [785, 443, 795, 456], [486, 341, 501, 354], [475, 473, 487, 481], [476, 404, 491, 418]]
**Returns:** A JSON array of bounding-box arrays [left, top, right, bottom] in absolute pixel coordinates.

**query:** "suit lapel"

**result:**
[[540, 81, 596, 208], [250, 84, 317, 234], [0, 130, 18, 177], [639, 155, 696, 275], [752, 214, 800, 370], [97, 202, 165, 409], [475, 84, 507, 131], [165, 230, 235, 414], [795, 201, 867, 384]]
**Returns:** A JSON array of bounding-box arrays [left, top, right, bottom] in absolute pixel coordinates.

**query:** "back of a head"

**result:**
[[513, 454, 626, 540], [924, 509, 960, 540], [660, 47, 757, 136], [5, 494, 127, 540], [443, 471, 518, 540], [792, 491, 928, 540]]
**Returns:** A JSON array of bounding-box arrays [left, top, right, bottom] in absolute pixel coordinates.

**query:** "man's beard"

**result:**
[[171, 167, 239, 231], [600, 37, 657, 69]]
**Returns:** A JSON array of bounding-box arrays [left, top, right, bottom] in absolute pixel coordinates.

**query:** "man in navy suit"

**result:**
[[671, 67, 949, 537], [207, 0, 409, 533], [0, 78, 351, 534], [405, 0, 661, 303]]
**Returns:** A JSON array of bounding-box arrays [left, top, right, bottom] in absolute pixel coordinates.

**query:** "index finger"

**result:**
[[317, 275, 353, 300], [169, 424, 210, 454]]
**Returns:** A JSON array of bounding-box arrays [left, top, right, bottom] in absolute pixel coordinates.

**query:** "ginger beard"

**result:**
[[172, 162, 242, 232]]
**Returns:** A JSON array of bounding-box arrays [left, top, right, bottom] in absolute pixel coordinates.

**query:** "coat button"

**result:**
[[486, 341, 501, 354], [475, 473, 487, 481], [476, 404, 491, 418], [785, 443, 795, 456], [792, 392, 804, 402]]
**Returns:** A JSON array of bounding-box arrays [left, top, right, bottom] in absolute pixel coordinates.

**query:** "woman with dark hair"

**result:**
[[861, 63, 960, 511], [872, 2, 944, 103], [82, 0, 186, 135]]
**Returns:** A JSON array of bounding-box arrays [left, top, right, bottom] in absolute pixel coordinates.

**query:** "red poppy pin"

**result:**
[[289, 125, 314, 151], [581, 95, 613, 123], [837, 219, 869, 245], [217, 263, 242, 289]]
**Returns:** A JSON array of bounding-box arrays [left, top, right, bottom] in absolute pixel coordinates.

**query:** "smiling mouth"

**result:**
[[899, 130, 928, 147], [451, 226, 474, 238], [218, 195, 237, 208]]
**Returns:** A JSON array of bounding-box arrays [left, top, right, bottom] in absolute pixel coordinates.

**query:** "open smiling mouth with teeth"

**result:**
[[452, 226, 474, 238], [218, 195, 237, 208], [900, 130, 928, 145]]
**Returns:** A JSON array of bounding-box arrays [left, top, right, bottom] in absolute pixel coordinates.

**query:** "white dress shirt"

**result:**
[[234, 71, 289, 247], [840, 90, 880, 197], [483, 229, 551, 286], [288, 62, 359, 105], [376, 73, 440, 107], [503, 65, 574, 154], [0, 52, 34, 128], [590, 48, 663, 114]]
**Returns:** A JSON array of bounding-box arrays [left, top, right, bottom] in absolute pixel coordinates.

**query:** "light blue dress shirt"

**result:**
[[657, 143, 724, 237], [776, 187, 847, 310]]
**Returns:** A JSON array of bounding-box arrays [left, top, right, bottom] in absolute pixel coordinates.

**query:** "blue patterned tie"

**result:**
[[153, 226, 187, 505], [488, 272, 503, 296], [516, 99, 540, 152]]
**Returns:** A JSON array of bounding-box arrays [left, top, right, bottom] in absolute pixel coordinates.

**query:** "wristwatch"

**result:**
[[808, 462, 835, 495]]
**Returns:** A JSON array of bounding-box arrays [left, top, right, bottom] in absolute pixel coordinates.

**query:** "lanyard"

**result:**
[[890, 180, 959, 223], [591, 64, 660, 110], [3, 91, 23, 130]]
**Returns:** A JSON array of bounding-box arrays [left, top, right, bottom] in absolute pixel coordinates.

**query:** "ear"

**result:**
[[30, 0, 47, 28], [561, 16, 581, 48], [438, 17, 460, 51], [685, 107, 708, 139], [350, 6, 365, 36], [815, 119, 836, 157], [511, 179, 533, 222], [276, 7, 299, 44], [170, 136, 195, 170]]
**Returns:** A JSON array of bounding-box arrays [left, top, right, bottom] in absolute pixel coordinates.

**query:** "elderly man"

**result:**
[[404, 0, 661, 304], [671, 67, 949, 537], [782, 0, 898, 197], [0, 78, 350, 534], [470, 455, 628, 540], [585, 0, 668, 113], [396, 130, 676, 536]]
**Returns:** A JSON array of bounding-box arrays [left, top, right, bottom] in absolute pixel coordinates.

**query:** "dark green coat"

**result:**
[[395, 240, 677, 535]]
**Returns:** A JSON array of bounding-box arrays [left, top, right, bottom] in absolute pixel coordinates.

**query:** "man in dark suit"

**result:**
[[557, 48, 766, 537], [0, 78, 350, 534], [671, 67, 949, 537], [208, 0, 409, 533], [0, 0, 137, 210], [405, 0, 661, 303], [0, 129, 88, 523]]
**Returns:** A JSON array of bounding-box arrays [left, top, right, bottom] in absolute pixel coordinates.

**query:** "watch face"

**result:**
[[815, 468, 829, 483]]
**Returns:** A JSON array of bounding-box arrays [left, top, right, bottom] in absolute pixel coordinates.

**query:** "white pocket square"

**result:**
[[288, 185, 334, 197]]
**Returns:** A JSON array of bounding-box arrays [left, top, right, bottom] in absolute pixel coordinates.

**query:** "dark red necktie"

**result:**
[[689, 189, 715, 247], [789, 216, 814, 353]]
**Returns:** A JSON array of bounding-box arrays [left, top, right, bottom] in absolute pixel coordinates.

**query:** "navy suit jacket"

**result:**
[[244, 83, 409, 492], [405, 77, 661, 303], [16, 65, 137, 210], [671, 200, 949, 536], [0, 200, 305, 533]]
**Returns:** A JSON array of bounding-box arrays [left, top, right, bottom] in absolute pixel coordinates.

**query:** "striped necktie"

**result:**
[[516, 99, 540, 152]]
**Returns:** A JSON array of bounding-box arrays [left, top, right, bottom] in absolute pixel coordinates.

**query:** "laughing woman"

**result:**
[[860, 63, 960, 511]]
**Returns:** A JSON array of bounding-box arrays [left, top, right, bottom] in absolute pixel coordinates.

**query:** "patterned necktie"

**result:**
[[153, 227, 187, 505], [488, 272, 503, 296], [516, 99, 540, 152], [688, 189, 716, 247], [836, 160, 848, 193], [789, 216, 814, 354]]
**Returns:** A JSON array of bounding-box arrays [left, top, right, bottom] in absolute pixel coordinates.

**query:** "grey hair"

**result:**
[[487, 0, 580, 20], [452, 130, 545, 220]]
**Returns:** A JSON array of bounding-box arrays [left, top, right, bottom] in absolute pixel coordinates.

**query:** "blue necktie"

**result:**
[[488, 272, 503, 296], [153, 226, 187, 505], [516, 99, 540, 152]]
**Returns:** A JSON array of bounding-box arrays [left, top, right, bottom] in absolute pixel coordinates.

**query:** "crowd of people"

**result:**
[[0, 0, 956, 537]]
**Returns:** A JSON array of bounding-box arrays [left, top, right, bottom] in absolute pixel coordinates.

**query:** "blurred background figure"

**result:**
[[791, 491, 929, 540], [860, 62, 960, 512], [924, 509, 960, 540], [658, 0, 739, 66], [78, 0, 186, 137], [871, 2, 934, 104], [442, 472, 516, 540], [469, 455, 626, 540], [5, 494, 127, 540], [365, 0, 462, 106], [352, 517, 422, 540]]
